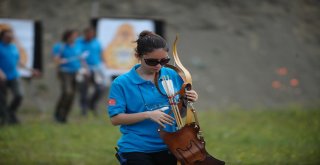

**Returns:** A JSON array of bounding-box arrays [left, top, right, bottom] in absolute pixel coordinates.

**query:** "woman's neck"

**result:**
[[136, 66, 156, 81]]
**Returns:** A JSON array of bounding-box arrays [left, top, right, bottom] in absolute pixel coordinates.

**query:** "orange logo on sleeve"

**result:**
[[108, 99, 116, 106]]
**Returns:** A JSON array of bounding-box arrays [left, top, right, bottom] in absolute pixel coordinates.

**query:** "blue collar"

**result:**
[[128, 64, 149, 85]]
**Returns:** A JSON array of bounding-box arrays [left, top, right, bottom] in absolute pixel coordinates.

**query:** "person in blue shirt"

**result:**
[[107, 30, 198, 165], [0, 29, 24, 125], [52, 29, 83, 123], [77, 27, 105, 116]]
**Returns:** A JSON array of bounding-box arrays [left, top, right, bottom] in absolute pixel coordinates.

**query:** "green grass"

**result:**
[[0, 107, 319, 165]]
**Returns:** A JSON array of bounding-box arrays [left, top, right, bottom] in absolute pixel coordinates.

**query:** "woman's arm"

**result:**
[[110, 112, 148, 126], [110, 90, 198, 126], [110, 110, 174, 128]]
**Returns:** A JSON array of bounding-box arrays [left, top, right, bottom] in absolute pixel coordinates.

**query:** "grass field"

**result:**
[[0, 106, 319, 165]]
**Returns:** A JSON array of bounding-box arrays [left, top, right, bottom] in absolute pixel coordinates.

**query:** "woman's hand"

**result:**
[[53, 56, 67, 65], [186, 89, 198, 102], [147, 109, 175, 128], [0, 70, 6, 81]]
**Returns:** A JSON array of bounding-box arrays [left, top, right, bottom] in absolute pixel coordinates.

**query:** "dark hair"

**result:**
[[83, 26, 95, 33], [135, 30, 168, 58], [0, 29, 12, 41], [62, 29, 77, 42]]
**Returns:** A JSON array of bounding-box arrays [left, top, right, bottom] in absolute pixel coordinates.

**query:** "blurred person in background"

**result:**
[[0, 29, 39, 125], [77, 27, 106, 116], [52, 29, 83, 123]]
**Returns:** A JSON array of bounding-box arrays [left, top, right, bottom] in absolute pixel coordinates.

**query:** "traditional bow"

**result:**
[[156, 36, 225, 165], [169, 36, 200, 127]]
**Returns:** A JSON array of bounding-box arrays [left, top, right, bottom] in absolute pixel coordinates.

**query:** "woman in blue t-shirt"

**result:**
[[0, 29, 23, 125], [52, 29, 83, 123], [77, 27, 105, 116], [107, 30, 198, 165]]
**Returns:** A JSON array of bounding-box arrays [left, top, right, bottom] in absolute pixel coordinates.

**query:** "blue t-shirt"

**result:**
[[0, 42, 20, 80], [52, 42, 63, 57], [108, 64, 183, 153], [51, 42, 82, 73], [77, 37, 102, 69]]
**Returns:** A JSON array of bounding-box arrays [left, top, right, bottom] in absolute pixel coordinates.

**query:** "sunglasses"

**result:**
[[144, 57, 170, 66]]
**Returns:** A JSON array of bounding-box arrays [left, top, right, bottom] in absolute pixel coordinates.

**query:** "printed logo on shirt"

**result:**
[[108, 99, 116, 106]]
